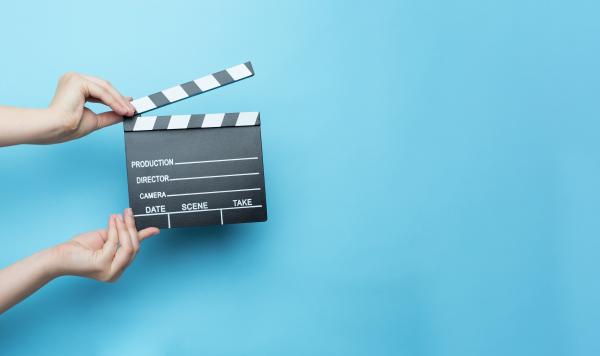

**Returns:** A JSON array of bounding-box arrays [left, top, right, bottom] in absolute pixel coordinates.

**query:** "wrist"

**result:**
[[17, 107, 66, 145], [41, 106, 71, 140], [36, 246, 65, 280]]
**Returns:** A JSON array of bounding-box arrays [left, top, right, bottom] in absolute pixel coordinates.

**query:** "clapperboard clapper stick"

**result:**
[[123, 62, 267, 229]]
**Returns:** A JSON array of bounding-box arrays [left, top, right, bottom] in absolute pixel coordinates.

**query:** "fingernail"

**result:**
[[117, 214, 123, 221], [126, 208, 132, 216]]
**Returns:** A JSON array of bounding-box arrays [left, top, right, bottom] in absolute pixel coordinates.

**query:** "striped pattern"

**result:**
[[130, 62, 254, 115], [124, 112, 260, 132]]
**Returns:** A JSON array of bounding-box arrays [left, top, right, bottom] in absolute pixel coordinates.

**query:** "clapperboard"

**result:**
[[123, 62, 267, 229]]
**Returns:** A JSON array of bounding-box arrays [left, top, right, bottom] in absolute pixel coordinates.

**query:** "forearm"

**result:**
[[0, 248, 60, 314], [0, 107, 64, 147]]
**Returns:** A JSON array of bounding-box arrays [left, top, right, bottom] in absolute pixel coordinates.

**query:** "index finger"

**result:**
[[82, 75, 135, 116], [109, 215, 135, 280], [83, 80, 129, 116], [101, 215, 118, 258]]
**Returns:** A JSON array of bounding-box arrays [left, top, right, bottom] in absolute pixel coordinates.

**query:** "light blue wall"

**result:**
[[0, 0, 599, 355]]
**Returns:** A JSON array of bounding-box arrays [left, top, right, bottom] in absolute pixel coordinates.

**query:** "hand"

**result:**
[[47, 72, 136, 143], [0, 72, 136, 146], [0, 209, 159, 313], [53, 209, 159, 282]]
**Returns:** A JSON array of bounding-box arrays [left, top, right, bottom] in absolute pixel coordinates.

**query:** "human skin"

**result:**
[[0, 72, 135, 146], [0, 73, 160, 314], [0, 210, 159, 314]]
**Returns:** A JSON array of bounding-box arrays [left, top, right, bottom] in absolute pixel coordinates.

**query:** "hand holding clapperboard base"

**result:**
[[124, 61, 268, 229]]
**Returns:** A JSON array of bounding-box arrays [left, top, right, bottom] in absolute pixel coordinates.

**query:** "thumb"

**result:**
[[96, 111, 124, 130], [138, 227, 160, 242]]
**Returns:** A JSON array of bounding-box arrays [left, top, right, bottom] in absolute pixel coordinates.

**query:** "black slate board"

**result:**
[[123, 118, 267, 229]]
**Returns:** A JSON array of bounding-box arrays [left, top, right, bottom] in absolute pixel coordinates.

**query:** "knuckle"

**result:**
[[60, 71, 79, 83], [98, 85, 109, 95]]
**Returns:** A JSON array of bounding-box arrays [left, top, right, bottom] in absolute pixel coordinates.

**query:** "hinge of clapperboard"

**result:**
[[123, 61, 259, 131]]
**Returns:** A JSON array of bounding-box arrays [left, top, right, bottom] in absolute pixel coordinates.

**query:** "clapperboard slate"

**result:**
[[123, 62, 267, 229]]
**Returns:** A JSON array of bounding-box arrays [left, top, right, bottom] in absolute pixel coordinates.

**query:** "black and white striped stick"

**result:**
[[123, 112, 260, 132], [130, 62, 254, 115]]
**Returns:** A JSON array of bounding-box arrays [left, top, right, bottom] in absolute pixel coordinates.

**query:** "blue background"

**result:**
[[0, 0, 599, 355]]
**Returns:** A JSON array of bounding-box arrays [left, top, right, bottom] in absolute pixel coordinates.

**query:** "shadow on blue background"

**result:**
[[0, 0, 599, 355]]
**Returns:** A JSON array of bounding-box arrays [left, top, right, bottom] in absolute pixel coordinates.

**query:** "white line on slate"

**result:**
[[175, 157, 258, 165], [170, 172, 259, 181], [167, 188, 261, 197]]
